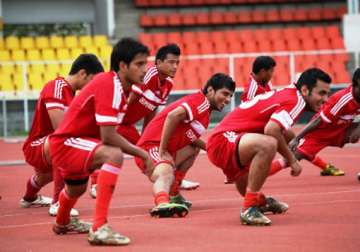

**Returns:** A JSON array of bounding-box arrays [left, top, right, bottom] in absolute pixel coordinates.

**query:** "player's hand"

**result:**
[[159, 151, 175, 166], [289, 138, 300, 152], [290, 161, 302, 177]]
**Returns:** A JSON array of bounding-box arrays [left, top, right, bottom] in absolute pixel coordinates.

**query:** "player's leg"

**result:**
[[169, 145, 200, 208], [236, 133, 277, 226], [88, 145, 130, 246]]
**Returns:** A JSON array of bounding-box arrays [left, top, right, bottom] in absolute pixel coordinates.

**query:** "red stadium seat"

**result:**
[[223, 12, 238, 24], [316, 37, 331, 50], [168, 13, 182, 26], [153, 14, 168, 27], [293, 8, 307, 21], [196, 12, 210, 25], [322, 7, 337, 20], [182, 13, 196, 26], [140, 15, 153, 27], [251, 9, 266, 23], [210, 11, 224, 25], [307, 8, 323, 21], [286, 38, 301, 51], [272, 40, 287, 51], [279, 8, 294, 22], [237, 11, 252, 23], [265, 9, 280, 22]]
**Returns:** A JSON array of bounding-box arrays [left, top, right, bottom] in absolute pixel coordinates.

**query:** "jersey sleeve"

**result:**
[[42, 80, 69, 111], [179, 95, 209, 122], [320, 95, 352, 124], [94, 76, 125, 126], [270, 94, 306, 130]]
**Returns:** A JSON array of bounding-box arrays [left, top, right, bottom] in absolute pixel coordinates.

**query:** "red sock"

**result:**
[[56, 189, 78, 225], [243, 190, 265, 210], [52, 167, 64, 204], [311, 156, 328, 170], [154, 191, 170, 206], [169, 170, 186, 196], [268, 159, 287, 176], [92, 163, 121, 231], [90, 170, 99, 185], [23, 175, 41, 201]]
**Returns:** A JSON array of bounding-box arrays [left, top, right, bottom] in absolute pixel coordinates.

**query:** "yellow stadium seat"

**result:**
[[15, 63, 26, 74], [13, 73, 26, 91], [100, 45, 112, 61], [93, 35, 108, 47], [64, 36, 78, 49], [103, 61, 110, 71], [12, 50, 26, 61], [20, 37, 35, 50], [50, 36, 64, 49], [0, 63, 16, 74], [5, 36, 20, 50], [60, 63, 71, 76], [0, 74, 14, 91], [28, 72, 44, 90], [56, 48, 71, 60], [35, 36, 49, 49], [27, 49, 41, 61], [43, 70, 58, 82], [46, 63, 61, 75], [79, 35, 93, 48], [0, 50, 11, 61], [0, 39, 4, 50], [29, 63, 45, 74], [84, 46, 99, 56], [70, 48, 83, 59], [42, 48, 56, 60]]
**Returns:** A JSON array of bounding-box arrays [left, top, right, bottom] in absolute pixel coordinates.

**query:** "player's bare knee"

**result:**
[[259, 137, 277, 158], [104, 148, 123, 166]]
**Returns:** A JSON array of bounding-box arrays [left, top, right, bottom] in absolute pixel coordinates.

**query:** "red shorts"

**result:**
[[23, 136, 51, 173], [135, 142, 176, 174], [297, 126, 348, 160], [206, 131, 249, 182], [117, 124, 140, 145], [49, 136, 101, 181]]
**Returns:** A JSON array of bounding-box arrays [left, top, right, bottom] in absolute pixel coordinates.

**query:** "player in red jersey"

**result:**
[[88, 44, 190, 197], [207, 68, 331, 226], [49, 38, 152, 246], [269, 68, 360, 177], [20, 54, 103, 217], [135, 73, 235, 217], [241, 56, 276, 102]]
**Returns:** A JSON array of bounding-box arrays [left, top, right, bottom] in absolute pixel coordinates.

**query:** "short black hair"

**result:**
[[296, 68, 332, 92], [110, 37, 149, 72], [352, 68, 360, 87], [252, 56, 276, 74], [155, 43, 181, 62], [69, 54, 104, 75], [203, 73, 236, 94]]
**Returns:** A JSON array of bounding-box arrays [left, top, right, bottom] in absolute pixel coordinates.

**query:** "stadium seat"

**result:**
[[0, 50, 11, 61], [99, 45, 112, 61], [0, 74, 14, 91], [46, 63, 61, 75], [50, 36, 64, 49], [28, 72, 44, 90], [5, 36, 20, 50], [20, 37, 35, 50], [223, 12, 237, 24], [12, 50, 26, 61], [154, 14, 168, 27], [79, 35, 93, 48], [0, 39, 4, 50], [56, 48, 71, 60], [42, 49, 56, 60], [0, 63, 15, 74], [29, 63, 45, 74], [196, 12, 210, 25], [13, 73, 25, 91], [27, 49, 41, 61], [70, 48, 84, 59], [64, 36, 78, 49], [85, 46, 99, 57], [35, 36, 50, 49], [93, 35, 109, 47]]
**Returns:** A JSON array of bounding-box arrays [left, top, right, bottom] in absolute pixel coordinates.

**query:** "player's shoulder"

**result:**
[[144, 66, 158, 84]]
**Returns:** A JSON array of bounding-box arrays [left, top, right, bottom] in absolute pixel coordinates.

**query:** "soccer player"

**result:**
[[20, 54, 104, 218], [49, 38, 152, 246], [207, 68, 331, 226], [135, 73, 235, 217], [241, 55, 276, 102], [89, 44, 190, 197], [270, 68, 360, 177]]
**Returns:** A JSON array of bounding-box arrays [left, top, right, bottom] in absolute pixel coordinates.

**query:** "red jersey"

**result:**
[[318, 85, 360, 128], [122, 66, 173, 125], [52, 72, 127, 139], [241, 75, 272, 102], [137, 91, 210, 153], [212, 85, 305, 136], [23, 77, 74, 147]]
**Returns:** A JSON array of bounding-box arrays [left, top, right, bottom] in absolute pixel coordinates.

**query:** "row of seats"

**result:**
[[0, 35, 109, 51], [140, 6, 346, 27], [0, 45, 112, 62], [135, 0, 317, 7], [139, 26, 344, 55]]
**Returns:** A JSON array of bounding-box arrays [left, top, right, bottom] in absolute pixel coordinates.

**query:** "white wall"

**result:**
[[343, 14, 360, 52]]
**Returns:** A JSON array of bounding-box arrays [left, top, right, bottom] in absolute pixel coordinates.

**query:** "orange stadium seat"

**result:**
[[265, 9, 280, 22], [224, 12, 238, 24], [154, 14, 168, 27], [308, 7, 322, 21], [251, 9, 266, 23], [140, 15, 153, 27], [279, 8, 294, 22], [210, 11, 224, 25], [237, 10, 252, 23]]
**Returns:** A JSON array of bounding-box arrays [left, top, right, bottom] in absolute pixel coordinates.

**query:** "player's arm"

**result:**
[[127, 91, 140, 105], [191, 139, 206, 151], [100, 125, 149, 159], [48, 109, 65, 129], [142, 109, 157, 133], [264, 121, 301, 176], [159, 106, 187, 162], [289, 116, 321, 151]]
